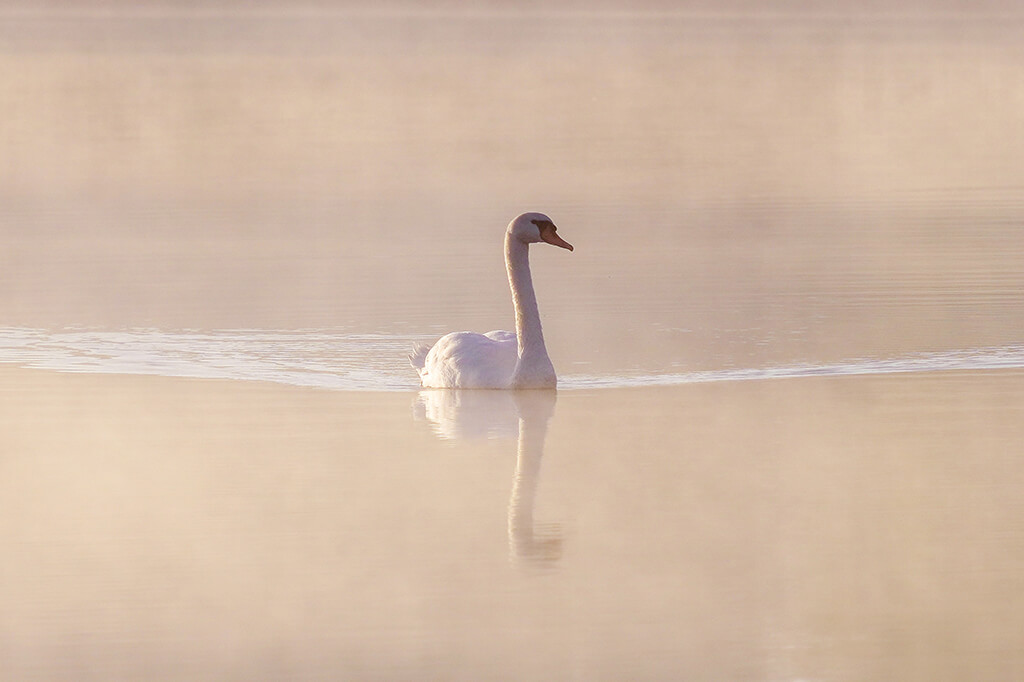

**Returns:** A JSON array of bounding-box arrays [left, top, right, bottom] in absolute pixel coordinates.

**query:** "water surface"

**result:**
[[3, 4, 1024, 680], [3, 367, 1024, 680]]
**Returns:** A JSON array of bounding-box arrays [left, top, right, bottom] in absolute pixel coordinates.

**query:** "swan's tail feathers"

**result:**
[[409, 342, 432, 371]]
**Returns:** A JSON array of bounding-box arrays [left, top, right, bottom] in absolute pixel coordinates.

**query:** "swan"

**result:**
[[410, 212, 573, 389]]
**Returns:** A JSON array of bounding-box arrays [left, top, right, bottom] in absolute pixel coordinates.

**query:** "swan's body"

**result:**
[[411, 212, 573, 389]]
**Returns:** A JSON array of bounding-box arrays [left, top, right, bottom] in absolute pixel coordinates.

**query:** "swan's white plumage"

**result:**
[[411, 212, 572, 389], [416, 330, 517, 389]]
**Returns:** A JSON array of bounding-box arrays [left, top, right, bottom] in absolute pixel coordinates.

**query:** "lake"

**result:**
[[2, 4, 1024, 680]]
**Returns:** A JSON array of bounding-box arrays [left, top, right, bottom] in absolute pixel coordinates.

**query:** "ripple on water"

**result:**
[[2, 327, 1023, 392]]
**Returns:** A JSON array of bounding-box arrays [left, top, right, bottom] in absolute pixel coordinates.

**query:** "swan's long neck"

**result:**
[[505, 232, 547, 360]]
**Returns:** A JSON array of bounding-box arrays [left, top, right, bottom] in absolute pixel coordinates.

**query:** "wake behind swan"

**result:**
[[2, 328, 1023, 392]]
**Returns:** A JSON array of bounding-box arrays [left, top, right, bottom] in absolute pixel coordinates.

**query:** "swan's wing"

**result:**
[[409, 341, 433, 370], [419, 331, 517, 388], [483, 330, 517, 343]]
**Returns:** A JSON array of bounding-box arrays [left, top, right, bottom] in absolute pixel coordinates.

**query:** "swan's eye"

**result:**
[[531, 219, 556, 231]]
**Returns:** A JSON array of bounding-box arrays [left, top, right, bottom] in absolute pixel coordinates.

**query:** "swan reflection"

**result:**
[[414, 389, 563, 566]]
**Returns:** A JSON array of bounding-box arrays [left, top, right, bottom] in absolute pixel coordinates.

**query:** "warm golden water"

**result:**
[[3, 368, 1024, 680], [3, 4, 1024, 680]]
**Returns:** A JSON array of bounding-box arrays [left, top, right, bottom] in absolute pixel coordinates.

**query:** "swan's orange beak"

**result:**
[[540, 226, 574, 251]]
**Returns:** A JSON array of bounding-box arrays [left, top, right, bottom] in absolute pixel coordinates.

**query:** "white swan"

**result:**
[[410, 212, 573, 389]]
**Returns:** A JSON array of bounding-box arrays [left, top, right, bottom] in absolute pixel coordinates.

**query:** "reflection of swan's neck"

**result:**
[[508, 414, 547, 527], [508, 410, 559, 563], [505, 233, 547, 361]]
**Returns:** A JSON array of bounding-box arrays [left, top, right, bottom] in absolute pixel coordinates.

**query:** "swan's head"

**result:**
[[508, 212, 574, 251]]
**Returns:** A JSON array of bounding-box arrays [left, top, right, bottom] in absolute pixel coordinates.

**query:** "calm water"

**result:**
[[3, 4, 1024, 680]]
